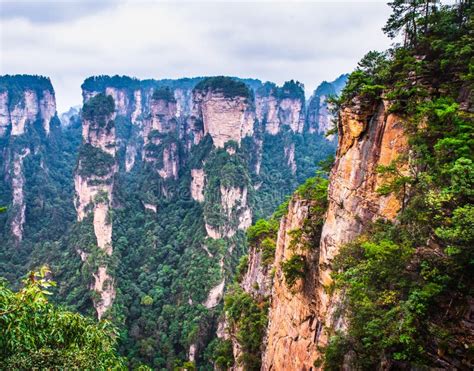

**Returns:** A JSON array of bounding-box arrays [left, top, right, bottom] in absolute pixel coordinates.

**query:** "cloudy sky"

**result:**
[[0, 0, 393, 112]]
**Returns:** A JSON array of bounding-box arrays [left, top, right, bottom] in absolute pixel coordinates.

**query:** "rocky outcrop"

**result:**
[[284, 143, 297, 174], [231, 96, 408, 370], [10, 149, 30, 241], [263, 197, 321, 370], [59, 105, 80, 127], [0, 88, 55, 137], [255, 90, 305, 135], [205, 186, 252, 239], [105, 87, 129, 116], [74, 94, 117, 319], [191, 168, 205, 202], [315, 99, 408, 348], [192, 89, 254, 148], [0, 76, 57, 241], [142, 95, 179, 179]]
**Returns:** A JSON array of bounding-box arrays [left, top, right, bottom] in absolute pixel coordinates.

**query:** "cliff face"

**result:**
[[74, 93, 117, 319], [263, 197, 321, 370], [315, 99, 407, 348], [192, 89, 254, 148], [142, 95, 179, 179], [230, 95, 408, 369], [0, 76, 57, 242], [255, 93, 305, 135]]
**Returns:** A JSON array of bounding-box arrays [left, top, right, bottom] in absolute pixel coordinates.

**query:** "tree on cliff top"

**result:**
[[194, 76, 251, 98], [0, 267, 125, 369]]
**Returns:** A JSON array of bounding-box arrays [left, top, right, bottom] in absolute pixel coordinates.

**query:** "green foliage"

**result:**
[[82, 93, 115, 125], [338, 50, 389, 103], [152, 87, 176, 102], [207, 338, 234, 370], [281, 254, 305, 288], [247, 218, 279, 245], [295, 174, 329, 202], [224, 285, 268, 370], [326, 2, 474, 368], [277, 80, 305, 101], [140, 295, 154, 306], [235, 255, 249, 283], [0, 267, 125, 369], [0, 74, 54, 109], [78, 143, 115, 178], [195, 76, 251, 98]]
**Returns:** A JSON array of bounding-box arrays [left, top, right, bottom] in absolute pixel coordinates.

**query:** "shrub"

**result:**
[[281, 254, 305, 288]]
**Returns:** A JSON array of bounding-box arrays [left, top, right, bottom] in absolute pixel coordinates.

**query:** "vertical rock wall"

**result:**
[[74, 94, 117, 319], [0, 78, 57, 242]]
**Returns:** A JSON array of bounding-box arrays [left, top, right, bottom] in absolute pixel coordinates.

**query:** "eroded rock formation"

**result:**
[[192, 89, 254, 148], [263, 197, 321, 370], [0, 77, 57, 241], [315, 99, 408, 350], [74, 94, 117, 319]]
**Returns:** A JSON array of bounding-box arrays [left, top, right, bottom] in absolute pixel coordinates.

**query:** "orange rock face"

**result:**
[[263, 197, 321, 370], [258, 98, 408, 370], [315, 99, 408, 355]]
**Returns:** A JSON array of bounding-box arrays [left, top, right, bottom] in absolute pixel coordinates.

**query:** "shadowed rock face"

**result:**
[[306, 74, 349, 138]]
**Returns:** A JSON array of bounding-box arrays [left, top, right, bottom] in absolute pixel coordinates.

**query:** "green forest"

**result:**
[[0, 1, 472, 370]]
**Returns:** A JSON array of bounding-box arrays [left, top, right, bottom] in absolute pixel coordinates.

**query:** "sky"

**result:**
[[0, 0, 394, 113]]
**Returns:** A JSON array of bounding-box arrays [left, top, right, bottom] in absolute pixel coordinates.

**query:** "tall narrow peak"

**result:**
[[0, 75, 57, 242], [306, 74, 349, 137], [255, 80, 306, 136], [74, 93, 117, 319]]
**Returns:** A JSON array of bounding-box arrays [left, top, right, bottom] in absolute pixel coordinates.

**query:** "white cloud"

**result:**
[[0, 0, 393, 112]]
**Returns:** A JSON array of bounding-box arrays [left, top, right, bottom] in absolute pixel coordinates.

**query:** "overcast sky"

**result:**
[[0, 0, 393, 112]]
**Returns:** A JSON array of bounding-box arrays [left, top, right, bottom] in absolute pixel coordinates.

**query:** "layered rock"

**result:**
[[192, 89, 254, 148], [190, 168, 205, 202], [315, 99, 408, 348], [142, 92, 179, 179], [263, 197, 321, 370], [74, 93, 117, 319], [255, 83, 306, 135], [10, 149, 30, 241], [0, 76, 57, 241]]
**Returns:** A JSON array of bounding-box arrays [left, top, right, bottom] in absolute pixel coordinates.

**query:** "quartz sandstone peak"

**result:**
[[193, 89, 255, 148], [74, 95, 117, 319], [0, 78, 57, 241]]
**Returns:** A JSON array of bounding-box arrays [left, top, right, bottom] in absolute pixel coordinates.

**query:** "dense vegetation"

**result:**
[[195, 76, 251, 98], [277, 80, 305, 101], [0, 267, 124, 368], [0, 74, 54, 110], [323, 1, 473, 369], [152, 87, 176, 102], [0, 70, 339, 369], [82, 93, 115, 124]]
